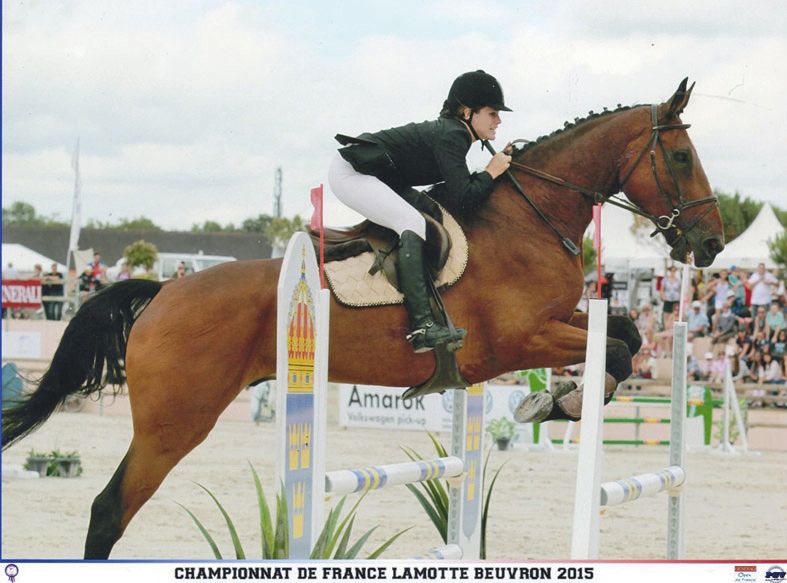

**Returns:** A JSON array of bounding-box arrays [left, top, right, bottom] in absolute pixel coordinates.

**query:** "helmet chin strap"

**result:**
[[462, 110, 483, 146]]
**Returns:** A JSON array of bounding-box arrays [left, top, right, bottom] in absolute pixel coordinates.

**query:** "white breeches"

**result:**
[[328, 153, 426, 240]]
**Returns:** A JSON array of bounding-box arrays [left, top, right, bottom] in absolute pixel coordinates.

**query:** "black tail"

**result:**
[[2, 279, 163, 449]]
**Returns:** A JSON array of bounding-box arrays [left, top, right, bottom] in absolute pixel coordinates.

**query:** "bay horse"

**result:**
[[1, 78, 724, 559]]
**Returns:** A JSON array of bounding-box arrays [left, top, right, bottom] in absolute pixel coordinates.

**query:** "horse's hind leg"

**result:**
[[84, 430, 207, 559]]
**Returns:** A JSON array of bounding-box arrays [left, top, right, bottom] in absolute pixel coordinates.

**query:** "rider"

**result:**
[[328, 70, 513, 353]]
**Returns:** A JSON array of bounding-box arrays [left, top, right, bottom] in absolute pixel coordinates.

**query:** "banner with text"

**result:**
[[2, 279, 43, 308], [338, 381, 539, 444]]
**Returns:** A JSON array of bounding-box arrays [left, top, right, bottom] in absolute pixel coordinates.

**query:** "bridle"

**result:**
[[494, 103, 719, 255]]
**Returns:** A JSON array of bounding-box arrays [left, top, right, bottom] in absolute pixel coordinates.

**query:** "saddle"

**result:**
[[308, 185, 470, 399], [308, 186, 451, 292]]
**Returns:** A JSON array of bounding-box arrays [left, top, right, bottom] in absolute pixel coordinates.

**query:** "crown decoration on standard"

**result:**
[[287, 255, 317, 393]]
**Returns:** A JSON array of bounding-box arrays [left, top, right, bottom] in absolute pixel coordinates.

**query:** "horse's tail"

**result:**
[[2, 279, 163, 450]]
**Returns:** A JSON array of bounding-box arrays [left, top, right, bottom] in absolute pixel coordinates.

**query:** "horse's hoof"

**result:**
[[552, 380, 578, 400], [514, 391, 554, 423]]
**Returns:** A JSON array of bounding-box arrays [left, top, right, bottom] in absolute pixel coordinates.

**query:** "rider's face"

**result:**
[[464, 106, 502, 141]]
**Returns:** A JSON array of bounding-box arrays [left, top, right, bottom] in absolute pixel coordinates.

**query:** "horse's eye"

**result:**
[[672, 150, 690, 164]]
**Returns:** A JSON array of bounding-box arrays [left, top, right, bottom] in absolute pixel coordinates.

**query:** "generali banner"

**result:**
[[2, 279, 43, 308]]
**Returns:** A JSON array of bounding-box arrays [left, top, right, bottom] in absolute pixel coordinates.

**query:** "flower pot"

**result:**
[[24, 456, 51, 477], [495, 437, 511, 451], [54, 457, 81, 478]]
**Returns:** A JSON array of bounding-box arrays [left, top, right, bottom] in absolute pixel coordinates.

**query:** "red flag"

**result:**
[[310, 185, 324, 231], [310, 184, 325, 288]]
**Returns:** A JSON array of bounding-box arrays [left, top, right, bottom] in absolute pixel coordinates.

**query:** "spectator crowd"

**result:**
[[626, 262, 786, 408]]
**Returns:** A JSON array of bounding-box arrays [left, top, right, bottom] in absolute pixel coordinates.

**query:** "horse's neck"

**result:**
[[492, 111, 641, 245]]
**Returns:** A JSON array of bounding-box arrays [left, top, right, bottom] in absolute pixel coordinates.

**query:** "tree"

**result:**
[[265, 216, 307, 250], [2, 201, 68, 227], [768, 232, 787, 272], [123, 240, 158, 272], [3, 201, 37, 224], [582, 236, 597, 275], [116, 217, 161, 231], [191, 220, 228, 233], [241, 214, 274, 233]]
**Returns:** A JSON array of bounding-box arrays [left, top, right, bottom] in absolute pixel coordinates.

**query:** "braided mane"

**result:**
[[512, 103, 644, 158]]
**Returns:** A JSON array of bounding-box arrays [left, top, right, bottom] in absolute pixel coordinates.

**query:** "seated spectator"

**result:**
[[744, 350, 763, 382], [760, 352, 785, 385], [687, 353, 702, 381], [729, 349, 751, 383], [632, 347, 656, 379], [687, 300, 710, 339], [751, 305, 768, 335], [765, 300, 784, 341], [709, 352, 727, 384], [697, 351, 713, 381], [175, 262, 188, 279], [753, 330, 770, 352], [773, 330, 787, 360], [711, 298, 738, 344]]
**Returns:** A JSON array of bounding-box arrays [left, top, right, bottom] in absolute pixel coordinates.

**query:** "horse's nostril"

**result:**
[[702, 237, 724, 255]]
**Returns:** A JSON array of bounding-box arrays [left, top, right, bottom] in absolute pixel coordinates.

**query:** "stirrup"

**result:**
[[406, 322, 466, 354]]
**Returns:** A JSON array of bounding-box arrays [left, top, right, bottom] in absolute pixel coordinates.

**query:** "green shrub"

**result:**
[[401, 433, 506, 559], [180, 462, 409, 559]]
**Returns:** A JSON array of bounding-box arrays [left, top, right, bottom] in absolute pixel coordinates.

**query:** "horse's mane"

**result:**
[[511, 103, 645, 159]]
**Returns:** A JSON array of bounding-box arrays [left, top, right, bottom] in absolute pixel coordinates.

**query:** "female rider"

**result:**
[[328, 70, 512, 353]]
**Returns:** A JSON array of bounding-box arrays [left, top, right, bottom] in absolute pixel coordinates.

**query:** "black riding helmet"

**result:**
[[444, 70, 513, 113]]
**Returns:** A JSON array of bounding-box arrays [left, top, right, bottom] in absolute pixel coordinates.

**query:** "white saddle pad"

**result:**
[[324, 205, 468, 307]]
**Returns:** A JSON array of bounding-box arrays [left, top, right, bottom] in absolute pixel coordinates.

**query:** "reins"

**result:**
[[486, 104, 719, 255]]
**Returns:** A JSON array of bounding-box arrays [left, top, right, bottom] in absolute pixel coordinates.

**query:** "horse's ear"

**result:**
[[660, 77, 695, 118]]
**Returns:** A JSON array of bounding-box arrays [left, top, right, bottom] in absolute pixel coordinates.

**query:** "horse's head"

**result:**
[[617, 78, 725, 267]]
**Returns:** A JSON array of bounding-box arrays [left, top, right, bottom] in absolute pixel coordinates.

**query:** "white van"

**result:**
[[107, 252, 236, 281], [154, 252, 237, 280]]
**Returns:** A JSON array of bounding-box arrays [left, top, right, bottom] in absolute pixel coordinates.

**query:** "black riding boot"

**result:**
[[397, 230, 466, 353]]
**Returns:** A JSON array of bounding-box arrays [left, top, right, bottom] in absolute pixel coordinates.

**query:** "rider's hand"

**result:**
[[486, 152, 512, 179]]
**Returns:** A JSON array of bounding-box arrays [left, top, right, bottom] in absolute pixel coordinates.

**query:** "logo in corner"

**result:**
[[766, 566, 786, 583], [4, 564, 18, 583], [734, 565, 756, 581]]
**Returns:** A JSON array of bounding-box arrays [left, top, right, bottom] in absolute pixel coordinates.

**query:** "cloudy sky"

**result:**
[[3, 0, 785, 231]]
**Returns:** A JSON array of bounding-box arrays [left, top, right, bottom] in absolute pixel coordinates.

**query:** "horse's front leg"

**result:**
[[513, 317, 634, 423], [567, 311, 642, 357]]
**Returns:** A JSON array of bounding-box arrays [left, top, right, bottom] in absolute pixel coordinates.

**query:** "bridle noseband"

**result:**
[[500, 104, 719, 255]]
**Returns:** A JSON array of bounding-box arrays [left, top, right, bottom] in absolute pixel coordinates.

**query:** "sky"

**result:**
[[2, 0, 786, 231]]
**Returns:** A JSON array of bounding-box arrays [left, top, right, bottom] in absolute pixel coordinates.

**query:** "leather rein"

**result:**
[[486, 104, 718, 256]]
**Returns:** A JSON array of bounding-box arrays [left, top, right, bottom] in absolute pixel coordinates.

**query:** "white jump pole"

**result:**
[[721, 361, 749, 454], [667, 321, 687, 559], [570, 299, 608, 559]]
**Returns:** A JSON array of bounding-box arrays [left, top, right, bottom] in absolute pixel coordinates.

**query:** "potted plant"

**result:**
[[486, 417, 516, 451], [51, 449, 82, 478], [23, 449, 82, 478], [24, 449, 52, 477]]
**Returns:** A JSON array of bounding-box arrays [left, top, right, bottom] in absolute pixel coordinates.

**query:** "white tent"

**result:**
[[1, 244, 68, 277], [714, 203, 784, 270]]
